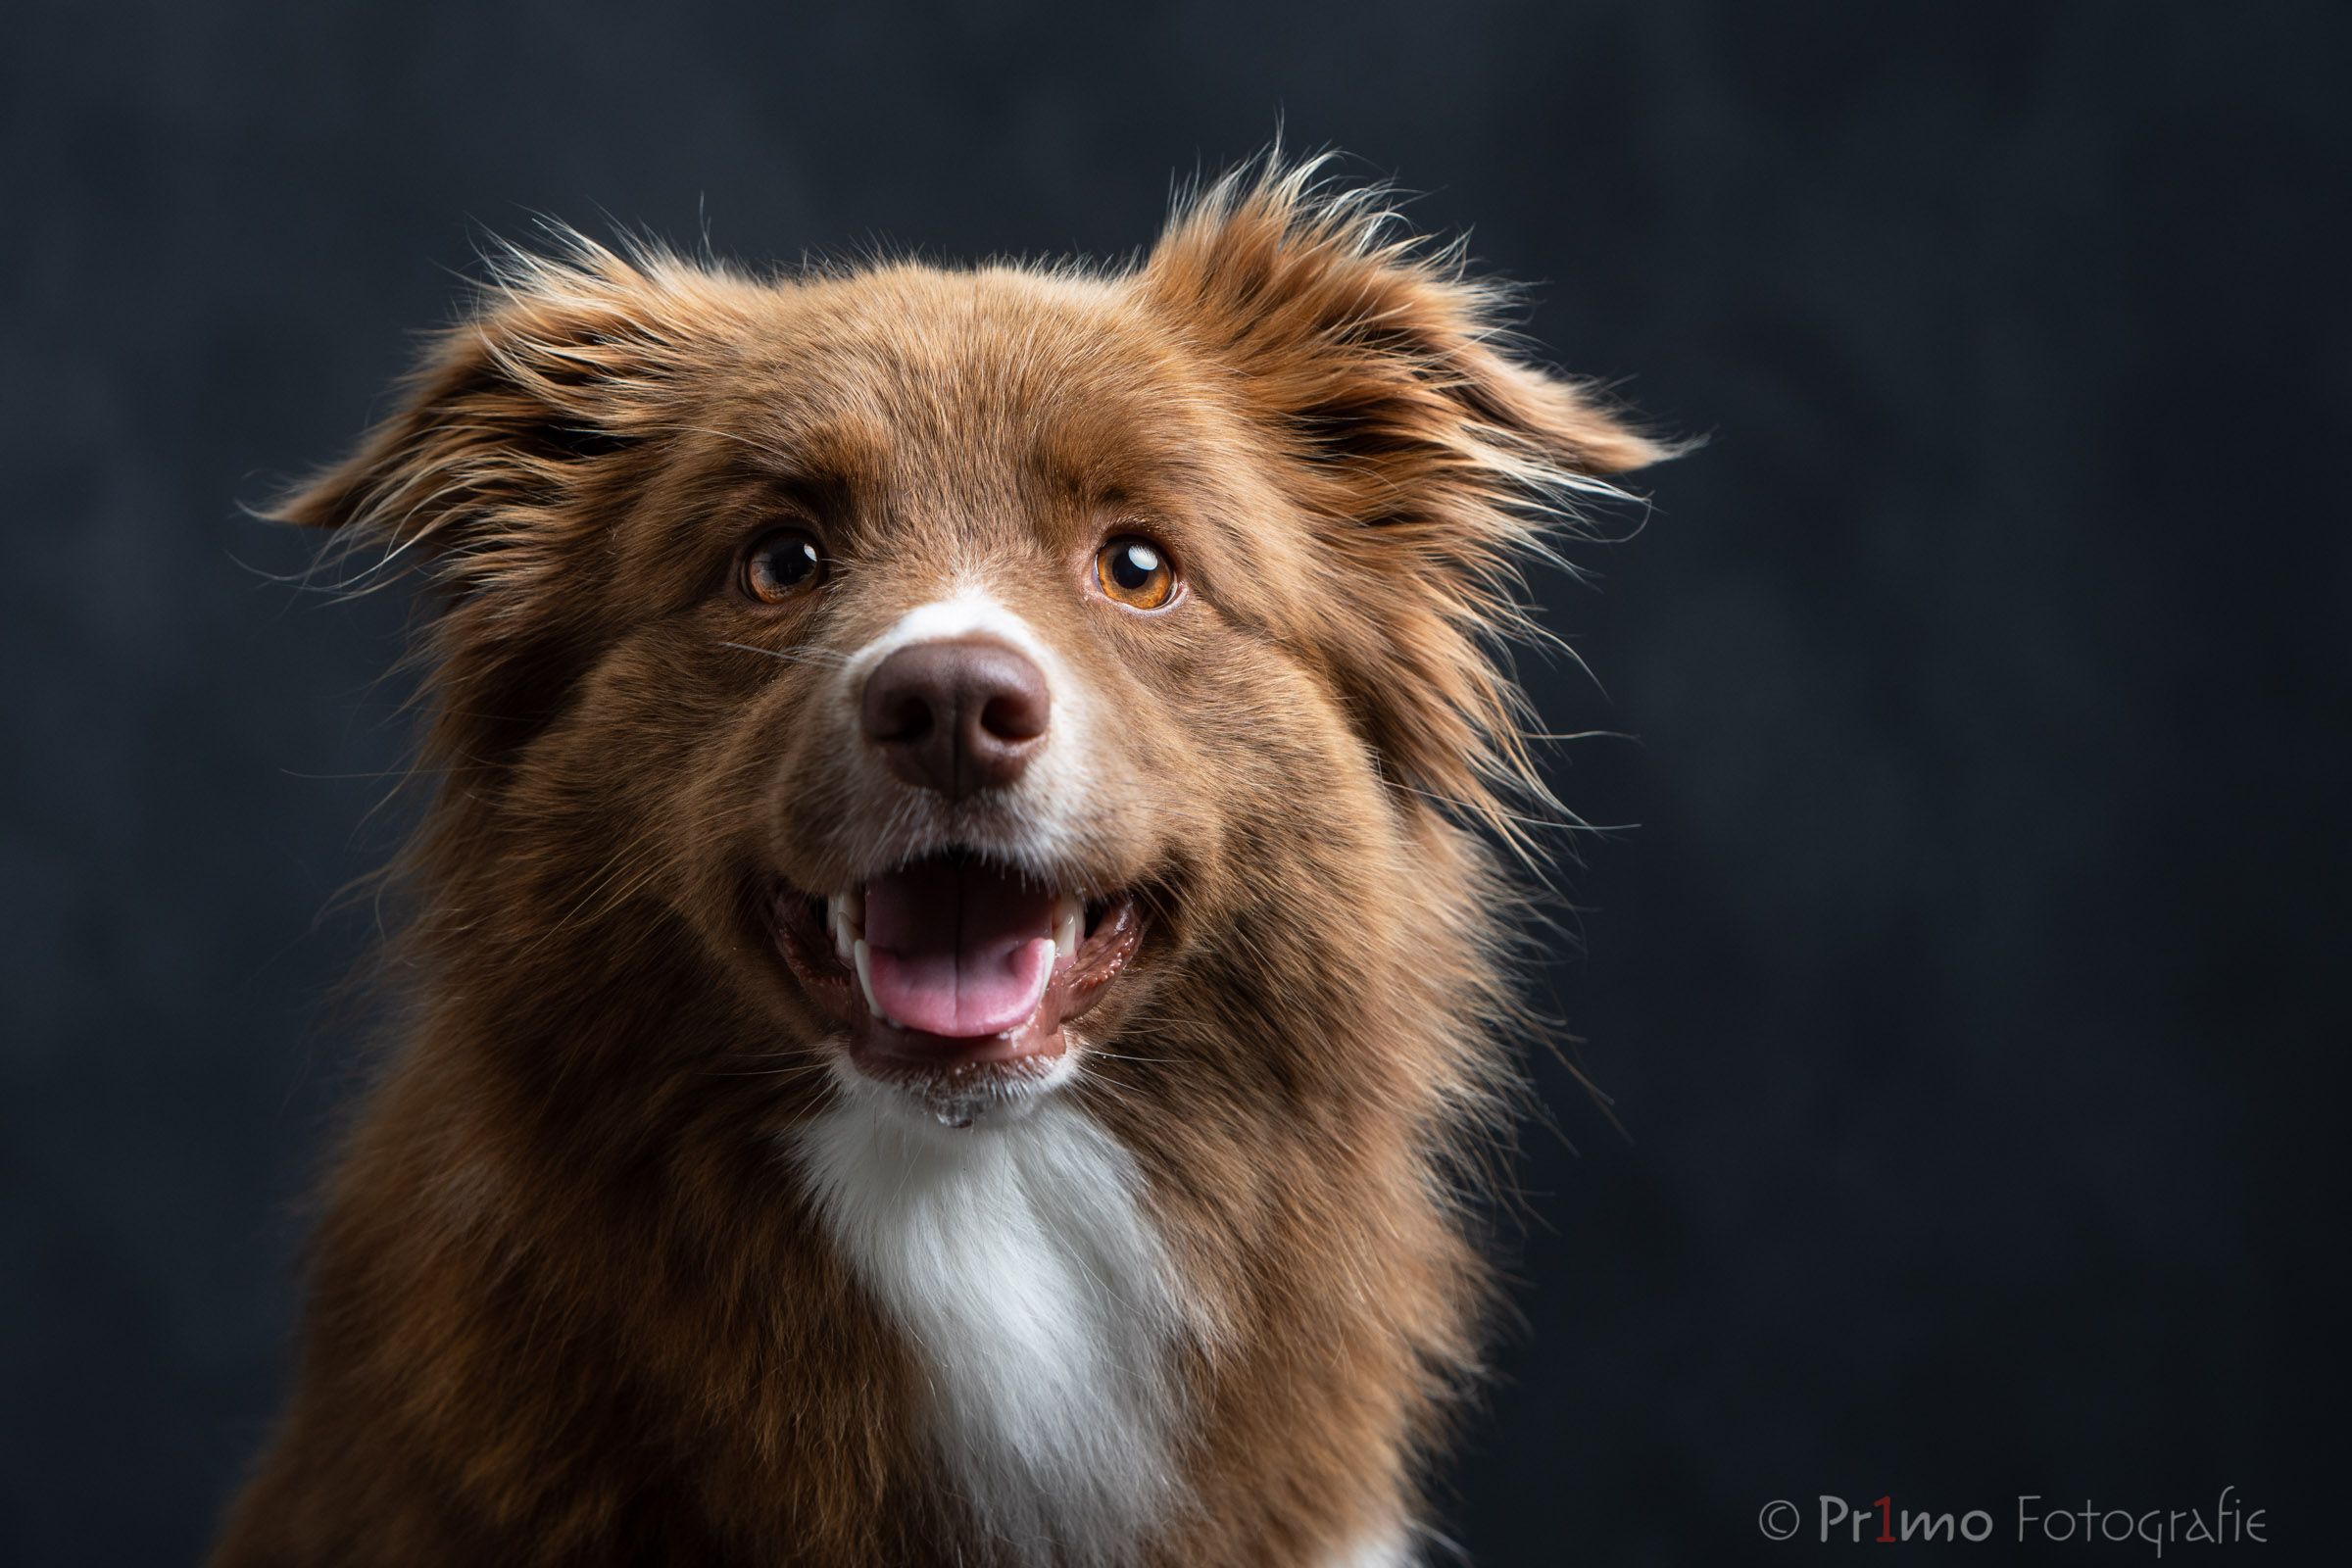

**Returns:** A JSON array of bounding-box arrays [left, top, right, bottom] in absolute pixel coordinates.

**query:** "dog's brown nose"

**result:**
[[860, 638, 1051, 800]]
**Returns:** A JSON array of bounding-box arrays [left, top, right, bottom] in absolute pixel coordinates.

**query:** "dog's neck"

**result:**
[[792, 1085, 1191, 1567]]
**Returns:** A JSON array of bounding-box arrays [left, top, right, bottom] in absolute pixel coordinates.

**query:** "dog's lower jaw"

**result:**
[[826, 1037, 1080, 1129]]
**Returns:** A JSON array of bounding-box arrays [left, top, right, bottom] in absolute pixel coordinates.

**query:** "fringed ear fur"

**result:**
[[272, 238, 733, 597], [1139, 161, 1672, 854], [272, 239, 750, 781]]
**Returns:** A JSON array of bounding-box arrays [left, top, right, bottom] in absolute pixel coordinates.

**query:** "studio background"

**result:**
[[5, 2, 2345, 1562]]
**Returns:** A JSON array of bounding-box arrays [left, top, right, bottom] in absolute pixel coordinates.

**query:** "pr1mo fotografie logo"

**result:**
[[1756, 1489, 2265, 1554]]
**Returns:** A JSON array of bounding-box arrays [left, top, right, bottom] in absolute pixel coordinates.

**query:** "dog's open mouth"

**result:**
[[772, 852, 1143, 1102]]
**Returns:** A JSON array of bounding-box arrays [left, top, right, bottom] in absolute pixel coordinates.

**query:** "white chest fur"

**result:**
[[794, 1093, 1188, 1565]]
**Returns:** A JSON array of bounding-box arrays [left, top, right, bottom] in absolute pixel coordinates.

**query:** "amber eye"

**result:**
[[1095, 536, 1177, 611], [743, 529, 825, 604]]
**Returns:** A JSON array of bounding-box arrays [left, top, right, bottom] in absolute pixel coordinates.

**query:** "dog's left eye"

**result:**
[[743, 530, 826, 604], [1095, 536, 1177, 611]]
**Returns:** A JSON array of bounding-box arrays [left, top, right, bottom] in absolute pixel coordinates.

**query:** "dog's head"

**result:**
[[283, 169, 1659, 1131]]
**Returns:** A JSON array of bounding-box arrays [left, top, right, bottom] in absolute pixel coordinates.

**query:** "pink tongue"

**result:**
[[862, 859, 1057, 1038]]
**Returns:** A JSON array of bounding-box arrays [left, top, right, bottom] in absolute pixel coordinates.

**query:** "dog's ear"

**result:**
[[1140, 163, 1671, 848], [272, 239, 718, 598], [276, 240, 745, 780], [1141, 163, 1663, 487]]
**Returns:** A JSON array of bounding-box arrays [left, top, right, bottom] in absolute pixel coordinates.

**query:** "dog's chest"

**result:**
[[794, 1097, 1186, 1564]]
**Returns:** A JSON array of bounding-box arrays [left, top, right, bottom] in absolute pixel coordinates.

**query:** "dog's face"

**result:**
[[285, 180, 1658, 1130], [595, 265, 1366, 1126]]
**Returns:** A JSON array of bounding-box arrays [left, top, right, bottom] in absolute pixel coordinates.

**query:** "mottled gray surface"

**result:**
[[4, 2, 2345, 1561]]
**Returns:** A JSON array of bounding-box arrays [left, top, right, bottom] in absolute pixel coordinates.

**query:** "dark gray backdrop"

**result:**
[[5, 1, 2346, 1563]]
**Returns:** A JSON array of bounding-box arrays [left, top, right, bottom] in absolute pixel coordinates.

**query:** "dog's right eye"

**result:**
[[743, 530, 826, 604]]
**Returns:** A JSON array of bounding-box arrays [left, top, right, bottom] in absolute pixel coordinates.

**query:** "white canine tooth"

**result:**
[[853, 938, 881, 1018], [830, 889, 865, 963], [1053, 891, 1083, 960]]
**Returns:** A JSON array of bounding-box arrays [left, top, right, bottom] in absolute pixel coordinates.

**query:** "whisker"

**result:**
[[719, 641, 850, 668]]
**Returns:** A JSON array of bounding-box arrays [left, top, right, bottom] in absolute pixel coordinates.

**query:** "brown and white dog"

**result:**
[[210, 163, 1660, 1567]]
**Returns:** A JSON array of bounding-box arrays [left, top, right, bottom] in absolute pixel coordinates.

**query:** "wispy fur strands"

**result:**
[[1141, 160, 1664, 857], [217, 160, 1664, 1568]]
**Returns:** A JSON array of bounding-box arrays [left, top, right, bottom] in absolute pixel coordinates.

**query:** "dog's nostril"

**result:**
[[875, 693, 936, 743], [980, 689, 1048, 743], [860, 638, 1051, 800]]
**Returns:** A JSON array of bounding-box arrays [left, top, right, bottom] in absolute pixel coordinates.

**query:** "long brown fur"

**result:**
[[212, 160, 1661, 1567]]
